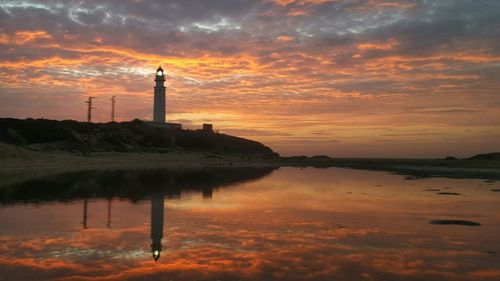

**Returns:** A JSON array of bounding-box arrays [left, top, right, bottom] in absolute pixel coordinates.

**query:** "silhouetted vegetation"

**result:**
[[0, 118, 277, 157]]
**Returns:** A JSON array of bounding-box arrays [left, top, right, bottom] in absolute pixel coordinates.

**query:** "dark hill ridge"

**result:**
[[0, 118, 278, 157], [468, 152, 500, 161]]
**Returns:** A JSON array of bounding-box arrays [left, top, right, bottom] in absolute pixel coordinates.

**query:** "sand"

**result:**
[[1, 144, 499, 182]]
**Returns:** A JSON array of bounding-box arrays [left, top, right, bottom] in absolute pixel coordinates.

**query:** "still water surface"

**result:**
[[0, 167, 499, 281]]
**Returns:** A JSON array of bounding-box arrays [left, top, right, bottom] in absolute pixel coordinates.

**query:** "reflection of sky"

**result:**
[[1, 167, 500, 280]]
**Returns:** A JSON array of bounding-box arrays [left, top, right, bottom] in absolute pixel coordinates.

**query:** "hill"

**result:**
[[468, 152, 500, 161], [0, 118, 278, 158]]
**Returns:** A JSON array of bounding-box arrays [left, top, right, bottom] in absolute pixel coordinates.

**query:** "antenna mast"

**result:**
[[107, 198, 112, 229], [82, 198, 89, 229], [85, 97, 96, 122], [111, 96, 116, 122]]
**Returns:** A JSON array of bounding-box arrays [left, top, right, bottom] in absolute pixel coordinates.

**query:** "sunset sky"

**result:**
[[0, 0, 499, 157]]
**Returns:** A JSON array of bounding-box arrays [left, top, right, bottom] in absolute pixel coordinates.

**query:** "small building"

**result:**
[[146, 121, 182, 130], [202, 123, 213, 133]]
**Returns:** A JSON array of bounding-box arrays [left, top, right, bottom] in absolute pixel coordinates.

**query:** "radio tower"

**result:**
[[85, 97, 96, 122], [111, 96, 116, 122]]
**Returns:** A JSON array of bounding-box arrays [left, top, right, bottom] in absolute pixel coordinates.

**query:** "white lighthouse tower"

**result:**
[[153, 66, 166, 123]]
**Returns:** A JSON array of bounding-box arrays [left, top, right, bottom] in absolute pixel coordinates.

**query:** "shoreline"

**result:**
[[1, 150, 500, 182]]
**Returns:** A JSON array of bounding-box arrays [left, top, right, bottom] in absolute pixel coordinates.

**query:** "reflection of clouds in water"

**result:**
[[0, 168, 499, 280], [1, 209, 498, 281]]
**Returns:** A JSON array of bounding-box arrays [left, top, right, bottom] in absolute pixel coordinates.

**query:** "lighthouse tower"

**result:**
[[153, 66, 166, 123]]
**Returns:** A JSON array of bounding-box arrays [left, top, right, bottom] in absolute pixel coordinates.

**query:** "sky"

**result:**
[[0, 0, 499, 157]]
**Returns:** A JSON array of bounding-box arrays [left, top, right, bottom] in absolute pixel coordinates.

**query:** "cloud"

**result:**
[[0, 0, 499, 157]]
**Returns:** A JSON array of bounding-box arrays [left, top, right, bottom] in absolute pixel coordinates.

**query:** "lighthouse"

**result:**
[[153, 66, 166, 123]]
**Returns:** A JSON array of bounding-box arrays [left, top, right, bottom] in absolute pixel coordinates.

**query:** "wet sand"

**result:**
[[1, 149, 499, 184]]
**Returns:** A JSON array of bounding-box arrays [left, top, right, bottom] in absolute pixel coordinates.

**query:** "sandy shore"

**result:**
[[0, 148, 279, 187], [0, 151, 262, 170], [1, 148, 499, 182]]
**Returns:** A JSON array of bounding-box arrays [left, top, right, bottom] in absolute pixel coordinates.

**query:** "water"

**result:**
[[0, 167, 499, 281]]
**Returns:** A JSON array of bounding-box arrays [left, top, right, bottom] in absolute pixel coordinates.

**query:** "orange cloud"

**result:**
[[275, 35, 295, 42], [0, 30, 52, 45], [357, 38, 399, 51], [272, 0, 331, 5], [1, 1, 499, 157]]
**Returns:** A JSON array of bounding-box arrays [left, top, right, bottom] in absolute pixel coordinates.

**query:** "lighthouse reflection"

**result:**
[[0, 167, 276, 261], [150, 193, 164, 261], [78, 188, 216, 261], [18, 167, 280, 261]]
